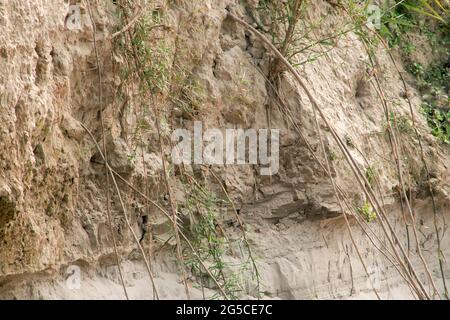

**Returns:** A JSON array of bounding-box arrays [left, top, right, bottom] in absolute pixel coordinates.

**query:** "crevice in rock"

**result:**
[[0, 197, 16, 235]]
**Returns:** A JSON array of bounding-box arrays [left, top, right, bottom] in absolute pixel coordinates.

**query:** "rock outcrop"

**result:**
[[0, 0, 448, 299]]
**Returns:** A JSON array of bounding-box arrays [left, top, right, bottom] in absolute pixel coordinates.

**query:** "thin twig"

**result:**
[[206, 167, 261, 298], [85, 0, 129, 300], [80, 121, 159, 299], [111, 3, 143, 40]]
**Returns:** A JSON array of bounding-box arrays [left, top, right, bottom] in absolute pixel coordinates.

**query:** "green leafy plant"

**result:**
[[407, 58, 449, 145], [329, 151, 338, 161], [407, 62, 424, 76], [357, 202, 377, 222], [402, 0, 449, 24], [402, 40, 416, 55], [367, 0, 450, 144], [365, 166, 376, 186], [345, 135, 355, 148], [256, 0, 305, 55], [379, 3, 416, 47], [421, 102, 450, 144], [181, 178, 251, 299], [388, 111, 413, 134], [375, 0, 449, 47]]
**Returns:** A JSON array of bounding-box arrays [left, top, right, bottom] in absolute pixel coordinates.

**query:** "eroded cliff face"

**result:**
[[0, 0, 449, 299]]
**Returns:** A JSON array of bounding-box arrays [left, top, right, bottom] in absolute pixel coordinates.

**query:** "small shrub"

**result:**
[[421, 102, 450, 144], [329, 151, 338, 161], [357, 202, 377, 223], [365, 166, 375, 186]]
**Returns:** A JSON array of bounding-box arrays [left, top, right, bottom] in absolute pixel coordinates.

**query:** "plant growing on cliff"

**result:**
[[386, 111, 413, 134], [255, 0, 306, 73], [365, 166, 376, 186], [357, 202, 377, 223], [370, 0, 450, 145], [180, 176, 248, 299], [421, 102, 450, 144], [402, 0, 449, 23], [228, 2, 448, 299]]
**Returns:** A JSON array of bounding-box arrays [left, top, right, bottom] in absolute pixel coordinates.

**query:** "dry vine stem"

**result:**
[[330, 2, 447, 299], [116, 0, 191, 298], [226, 10, 432, 299], [257, 65, 422, 298], [330, 110, 429, 299], [312, 36, 434, 297], [80, 121, 230, 300], [206, 167, 261, 297], [154, 99, 191, 300], [275, 69, 414, 297], [85, 1, 129, 300], [110, 2, 143, 39], [115, 171, 231, 299], [366, 51, 439, 298], [259, 64, 416, 292], [373, 32, 448, 300], [311, 98, 381, 299], [80, 122, 160, 300], [263, 69, 402, 267], [339, 4, 446, 299], [351, 27, 439, 297]]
